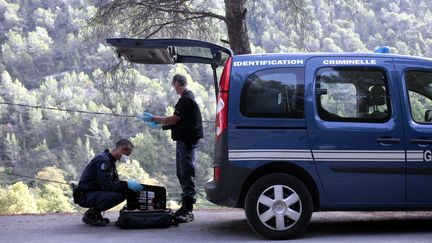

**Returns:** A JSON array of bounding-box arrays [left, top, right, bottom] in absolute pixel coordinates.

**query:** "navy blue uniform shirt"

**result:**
[[78, 149, 128, 193]]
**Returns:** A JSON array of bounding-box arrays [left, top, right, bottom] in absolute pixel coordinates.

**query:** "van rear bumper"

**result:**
[[205, 180, 238, 207], [205, 162, 252, 208]]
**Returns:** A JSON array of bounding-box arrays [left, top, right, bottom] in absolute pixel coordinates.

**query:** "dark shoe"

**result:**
[[175, 198, 194, 223], [82, 208, 106, 227], [82, 215, 106, 226], [174, 204, 187, 217], [174, 198, 194, 216], [176, 210, 194, 223], [96, 212, 110, 224]]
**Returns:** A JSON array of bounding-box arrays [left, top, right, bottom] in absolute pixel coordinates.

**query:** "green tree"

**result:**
[[0, 0, 22, 29], [0, 181, 38, 214], [35, 166, 68, 189], [28, 108, 43, 127], [90, 0, 306, 54], [20, 139, 57, 177], [27, 26, 53, 56], [0, 186, 5, 210], [117, 159, 160, 185], [4, 133, 20, 167], [35, 166, 75, 213], [88, 118, 111, 149], [33, 8, 56, 31], [0, 71, 32, 104], [130, 132, 164, 174], [36, 183, 75, 213], [3, 29, 26, 54], [0, 96, 5, 119], [74, 137, 95, 165]]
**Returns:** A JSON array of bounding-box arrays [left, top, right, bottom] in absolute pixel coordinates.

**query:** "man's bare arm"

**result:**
[[152, 115, 181, 125]]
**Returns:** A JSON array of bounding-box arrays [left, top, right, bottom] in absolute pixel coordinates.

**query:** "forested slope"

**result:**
[[0, 0, 431, 213]]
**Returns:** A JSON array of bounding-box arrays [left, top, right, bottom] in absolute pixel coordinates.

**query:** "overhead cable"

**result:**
[[0, 101, 215, 123]]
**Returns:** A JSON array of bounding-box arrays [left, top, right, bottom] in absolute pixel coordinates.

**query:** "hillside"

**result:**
[[0, 0, 431, 213]]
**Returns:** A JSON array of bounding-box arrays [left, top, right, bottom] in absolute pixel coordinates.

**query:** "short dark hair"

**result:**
[[115, 139, 133, 148], [173, 74, 187, 86]]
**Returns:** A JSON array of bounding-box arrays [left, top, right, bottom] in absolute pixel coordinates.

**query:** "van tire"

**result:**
[[244, 173, 313, 240]]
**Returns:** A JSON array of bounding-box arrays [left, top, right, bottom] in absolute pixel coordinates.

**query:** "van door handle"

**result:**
[[410, 138, 432, 145], [376, 137, 400, 145]]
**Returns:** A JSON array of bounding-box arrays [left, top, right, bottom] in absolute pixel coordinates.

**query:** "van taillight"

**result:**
[[216, 92, 228, 140], [216, 57, 232, 142], [214, 166, 222, 182]]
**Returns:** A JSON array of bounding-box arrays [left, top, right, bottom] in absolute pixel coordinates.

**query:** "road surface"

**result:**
[[1, 209, 432, 242]]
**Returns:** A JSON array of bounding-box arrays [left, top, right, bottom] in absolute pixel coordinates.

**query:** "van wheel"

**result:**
[[245, 173, 313, 240]]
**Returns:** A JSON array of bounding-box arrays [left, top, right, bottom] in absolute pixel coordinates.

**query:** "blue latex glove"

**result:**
[[147, 121, 159, 128], [140, 112, 154, 122], [127, 179, 143, 192]]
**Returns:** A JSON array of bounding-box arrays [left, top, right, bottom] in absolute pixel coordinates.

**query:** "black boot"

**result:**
[[96, 212, 110, 224], [175, 198, 194, 223], [82, 207, 106, 226]]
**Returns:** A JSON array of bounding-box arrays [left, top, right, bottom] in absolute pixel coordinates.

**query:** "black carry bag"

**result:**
[[116, 184, 178, 229], [116, 209, 178, 229]]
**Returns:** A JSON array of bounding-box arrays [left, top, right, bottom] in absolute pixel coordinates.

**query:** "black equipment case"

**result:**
[[116, 184, 178, 229]]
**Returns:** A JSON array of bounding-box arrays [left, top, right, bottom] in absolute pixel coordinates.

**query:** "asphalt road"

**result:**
[[1, 209, 432, 242]]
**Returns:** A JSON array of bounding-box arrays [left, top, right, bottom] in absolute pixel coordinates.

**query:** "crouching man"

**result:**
[[73, 139, 143, 226]]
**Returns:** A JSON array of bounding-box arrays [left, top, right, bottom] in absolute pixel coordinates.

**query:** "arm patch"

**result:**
[[100, 162, 108, 171]]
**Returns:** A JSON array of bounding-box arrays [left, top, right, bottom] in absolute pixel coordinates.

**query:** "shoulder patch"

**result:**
[[100, 162, 108, 171]]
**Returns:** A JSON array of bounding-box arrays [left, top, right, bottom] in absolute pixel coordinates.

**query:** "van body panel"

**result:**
[[206, 53, 432, 209], [205, 161, 254, 207], [207, 54, 314, 207], [305, 56, 406, 203], [394, 58, 432, 202]]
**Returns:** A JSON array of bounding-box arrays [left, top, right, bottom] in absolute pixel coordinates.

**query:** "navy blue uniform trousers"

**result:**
[[79, 191, 125, 212], [176, 141, 198, 202]]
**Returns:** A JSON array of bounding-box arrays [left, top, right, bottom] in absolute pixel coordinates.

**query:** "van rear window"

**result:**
[[240, 68, 304, 118]]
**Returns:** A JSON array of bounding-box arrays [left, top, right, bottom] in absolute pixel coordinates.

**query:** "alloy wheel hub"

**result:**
[[272, 201, 287, 215]]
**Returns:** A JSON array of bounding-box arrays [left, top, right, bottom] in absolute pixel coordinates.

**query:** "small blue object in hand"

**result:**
[[140, 112, 154, 122], [127, 179, 143, 192]]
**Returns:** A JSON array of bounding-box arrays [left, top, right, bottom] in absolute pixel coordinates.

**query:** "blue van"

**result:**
[[108, 38, 432, 239]]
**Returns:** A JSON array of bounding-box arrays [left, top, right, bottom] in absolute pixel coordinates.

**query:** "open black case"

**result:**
[[117, 184, 178, 228], [126, 184, 167, 210]]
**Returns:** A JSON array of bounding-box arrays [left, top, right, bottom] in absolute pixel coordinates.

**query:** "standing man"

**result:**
[[142, 74, 203, 223], [74, 139, 143, 226]]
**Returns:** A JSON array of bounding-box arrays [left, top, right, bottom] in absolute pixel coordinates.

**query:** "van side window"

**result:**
[[316, 67, 390, 122], [405, 70, 432, 123], [240, 68, 304, 118]]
